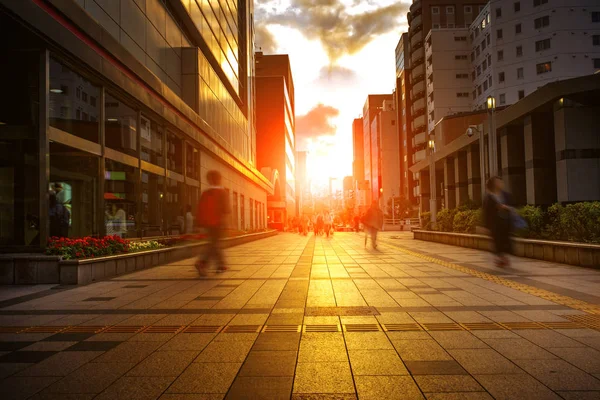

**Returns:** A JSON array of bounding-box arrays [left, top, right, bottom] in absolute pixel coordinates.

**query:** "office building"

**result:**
[[363, 94, 393, 203], [395, 33, 414, 203], [0, 0, 271, 249], [255, 52, 296, 226], [470, 0, 600, 109], [352, 118, 365, 183], [295, 150, 309, 215], [377, 100, 401, 212]]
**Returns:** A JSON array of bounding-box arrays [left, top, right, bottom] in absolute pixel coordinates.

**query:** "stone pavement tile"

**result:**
[[93, 341, 163, 363], [194, 340, 253, 363], [266, 314, 304, 325], [95, 376, 174, 400], [128, 333, 178, 342], [17, 351, 103, 376], [229, 314, 269, 325], [344, 332, 394, 350], [376, 312, 416, 324], [303, 316, 340, 325], [19, 341, 77, 352], [0, 351, 57, 364], [477, 311, 532, 323], [414, 375, 484, 393], [0, 376, 59, 400], [159, 395, 223, 400], [392, 339, 453, 361], [238, 350, 297, 377], [448, 349, 524, 375], [291, 393, 357, 399], [556, 329, 600, 338], [42, 362, 135, 394], [470, 330, 519, 339], [0, 363, 32, 379], [556, 391, 600, 400], [66, 341, 122, 352], [160, 334, 215, 351], [0, 333, 53, 342], [425, 393, 493, 400], [548, 347, 600, 374], [191, 314, 235, 326], [252, 333, 300, 351], [404, 361, 468, 375], [212, 333, 259, 342], [127, 350, 198, 376], [29, 393, 95, 399], [42, 333, 95, 342], [387, 331, 432, 340], [442, 312, 493, 323], [348, 349, 408, 375], [0, 342, 36, 351], [408, 312, 454, 324], [167, 362, 241, 394], [513, 330, 587, 348], [482, 338, 558, 360], [354, 376, 424, 400], [573, 337, 600, 351], [475, 374, 562, 400], [226, 377, 293, 400], [428, 331, 488, 349], [513, 359, 600, 391], [85, 333, 137, 341], [293, 362, 354, 394], [298, 334, 348, 362]]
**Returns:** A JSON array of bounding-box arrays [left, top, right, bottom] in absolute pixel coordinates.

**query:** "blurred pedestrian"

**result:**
[[195, 170, 230, 275], [324, 212, 333, 238], [49, 190, 69, 238], [184, 205, 194, 234], [483, 176, 512, 267], [354, 214, 360, 233], [363, 201, 383, 249]]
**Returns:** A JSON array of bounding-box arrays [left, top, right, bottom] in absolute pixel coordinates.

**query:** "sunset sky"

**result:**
[[254, 0, 410, 189]]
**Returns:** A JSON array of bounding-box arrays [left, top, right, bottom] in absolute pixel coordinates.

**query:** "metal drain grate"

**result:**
[[461, 323, 505, 331], [501, 322, 544, 330], [182, 325, 222, 333], [303, 324, 340, 333], [103, 326, 145, 333], [565, 315, 600, 323], [421, 323, 463, 331], [222, 325, 262, 333], [24, 326, 68, 333], [262, 325, 301, 333], [540, 321, 585, 329], [63, 326, 107, 333], [143, 326, 185, 334], [343, 324, 381, 332], [381, 323, 422, 332]]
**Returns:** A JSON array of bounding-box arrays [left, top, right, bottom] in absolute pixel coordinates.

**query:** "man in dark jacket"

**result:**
[[363, 201, 383, 249]]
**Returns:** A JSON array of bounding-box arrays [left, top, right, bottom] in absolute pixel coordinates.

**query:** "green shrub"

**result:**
[[517, 205, 544, 238], [452, 209, 482, 233], [421, 212, 431, 230], [457, 199, 479, 212], [560, 202, 600, 243], [543, 203, 564, 240], [436, 208, 458, 232]]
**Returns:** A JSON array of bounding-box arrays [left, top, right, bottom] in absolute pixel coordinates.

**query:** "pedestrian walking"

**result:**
[[363, 201, 383, 249], [195, 170, 230, 275], [483, 176, 513, 267], [324, 213, 333, 238], [353, 215, 360, 233]]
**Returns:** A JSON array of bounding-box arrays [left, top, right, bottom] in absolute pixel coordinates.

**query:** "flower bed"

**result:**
[[46, 236, 129, 260]]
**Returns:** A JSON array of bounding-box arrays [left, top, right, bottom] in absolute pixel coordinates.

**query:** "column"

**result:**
[[454, 151, 468, 207], [420, 170, 430, 213], [444, 157, 456, 209], [524, 113, 557, 205], [500, 125, 526, 205], [39, 50, 49, 247], [467, 144, 482, 204]]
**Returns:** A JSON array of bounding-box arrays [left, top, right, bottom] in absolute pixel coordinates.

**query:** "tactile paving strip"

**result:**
[[380, 241, 600, 315], [343, 324, 381, 332]]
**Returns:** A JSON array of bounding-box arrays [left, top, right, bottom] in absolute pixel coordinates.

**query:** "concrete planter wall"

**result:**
[[413, 230, 600, 268], [0, 230, 277, 285]]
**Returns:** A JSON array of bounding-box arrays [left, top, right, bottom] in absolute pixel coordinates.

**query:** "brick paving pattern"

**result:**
[[1, 232, 600, 399]]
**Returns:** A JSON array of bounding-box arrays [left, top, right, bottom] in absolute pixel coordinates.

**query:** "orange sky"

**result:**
[[255, 0, 410, 188]]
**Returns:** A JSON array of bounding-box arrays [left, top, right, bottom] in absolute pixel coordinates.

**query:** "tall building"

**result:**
[[377, 100, 401, 211], [395, 34, 414, 203], [352, 118, 365, 183], [295, 150, 308, 215], [255, 52, 296, 226], [363, 94, 393, 203], [470, 0, 600, 109], [0, 0, 271, 248]]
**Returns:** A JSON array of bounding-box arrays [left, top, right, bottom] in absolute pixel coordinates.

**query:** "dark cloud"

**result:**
[[254, 25, 278, 54], [316, 65, 357, 85], [296, 103, 340, 149], [255, 0, 409, 62]]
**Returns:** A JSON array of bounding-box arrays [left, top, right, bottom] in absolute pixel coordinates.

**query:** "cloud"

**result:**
[[296, 103, 340, 149], [255, 0, 409, 62], [254, 25, 278, 54], [316, 65, 357, 85]]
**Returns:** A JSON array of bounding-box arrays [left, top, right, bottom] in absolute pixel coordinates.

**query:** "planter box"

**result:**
[[0, 255, 60, 284], [413, 230, 600, 269]]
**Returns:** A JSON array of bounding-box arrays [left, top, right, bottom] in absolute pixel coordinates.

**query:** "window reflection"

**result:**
[[140, 116, 164, 166], [166, 178, 185, 234], [105, 93, 137, 157], [186, 143, 200, 180], [49, 59, 100, 142], [105, 159, 137, 237], [141, 170, 164, 235], [167, 132, 183, 174]]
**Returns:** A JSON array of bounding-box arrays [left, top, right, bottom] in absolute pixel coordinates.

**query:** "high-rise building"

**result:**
[[377, 100, 401, 211], [470, 0, 600, 109], [352, 118, 365, 183], [255, 52, 296, 226], [0, 0, 271, 248], [295, 150, 308, 215], [395, 34, 414, 203], [363, 94, 393, 203]]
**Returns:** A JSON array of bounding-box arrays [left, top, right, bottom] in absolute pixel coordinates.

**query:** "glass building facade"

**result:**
[[0, 0, 270, 249]]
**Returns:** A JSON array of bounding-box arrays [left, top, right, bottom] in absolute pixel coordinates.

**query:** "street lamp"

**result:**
[[428, 136, 437, 227], [486, 95, 498, 177], [466, 125, 487, 202]]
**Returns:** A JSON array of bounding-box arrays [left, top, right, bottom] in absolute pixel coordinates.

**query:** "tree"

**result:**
[[386, 196, 412, 220]]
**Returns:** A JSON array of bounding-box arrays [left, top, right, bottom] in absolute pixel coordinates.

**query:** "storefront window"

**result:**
[[166, 178, 185, 234], [186, 185, 199, 232], [49, 142, 98, 238], [186, 143, 200, 180], [167, 132, 183, 174], [105, 93, 137, 157], [49, 59, 100, 143], [140, 116, 164, 166], [104, 159, 137, 237], [141, 170, 164, 235]]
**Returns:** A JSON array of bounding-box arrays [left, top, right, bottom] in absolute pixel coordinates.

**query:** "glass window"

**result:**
[[594, 12, 600, 23], [593, 35, 600, 46], [594, 59, 600, 69], [166, 132, 183, 174], [499, 72, 505, 82], [49, 59, 100, 142], [514, 2, 521, 12], [105, 159, 137, 238], [534, 16, 550, 29], [497, 29, 503, 39], [519, 90, 525, 99], [186, 144, 200, 180], [533, 0, 548, 6], [516, 45, 523, 57], [499, 93, 506, 104], [105, 93, 137, 157], [140, 116, 164, 166], [240, 194, 245, 230], [432, 6, 439, 14], [166, 178, 185, 234], [536, 38, 551, 51], [515, 23, 522, 34], [496, 8, 502, 18], [141, 170, 164, 235], [49, 142, 99, 238], [536, 62, 552, 74], [498, 50, 504, 61], [517, 67, 524, 79]]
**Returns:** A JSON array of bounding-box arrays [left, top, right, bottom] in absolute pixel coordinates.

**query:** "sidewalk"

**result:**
[[0, 232, 599, 399]]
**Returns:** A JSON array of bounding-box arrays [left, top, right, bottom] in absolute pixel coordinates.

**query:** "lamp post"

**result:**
[[486, 96, 497, 177], [466, 125, 487, 202], [428, 136, 436, 227]]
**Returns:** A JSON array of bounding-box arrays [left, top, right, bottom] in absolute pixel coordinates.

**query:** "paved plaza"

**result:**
[[1, 232, 600, 399]]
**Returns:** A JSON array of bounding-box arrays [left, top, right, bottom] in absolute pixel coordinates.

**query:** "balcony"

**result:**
[[410, 47, 424, 66], [412, 97, 425, 114], [413, 131, 427, 147], [413, 149, 426, 164], [410, 63, 425, 82], [412, 114, 425, 130], [411, 80, 425, 98], [411, 13, 422, 29], [410, 30, 423, 48]]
